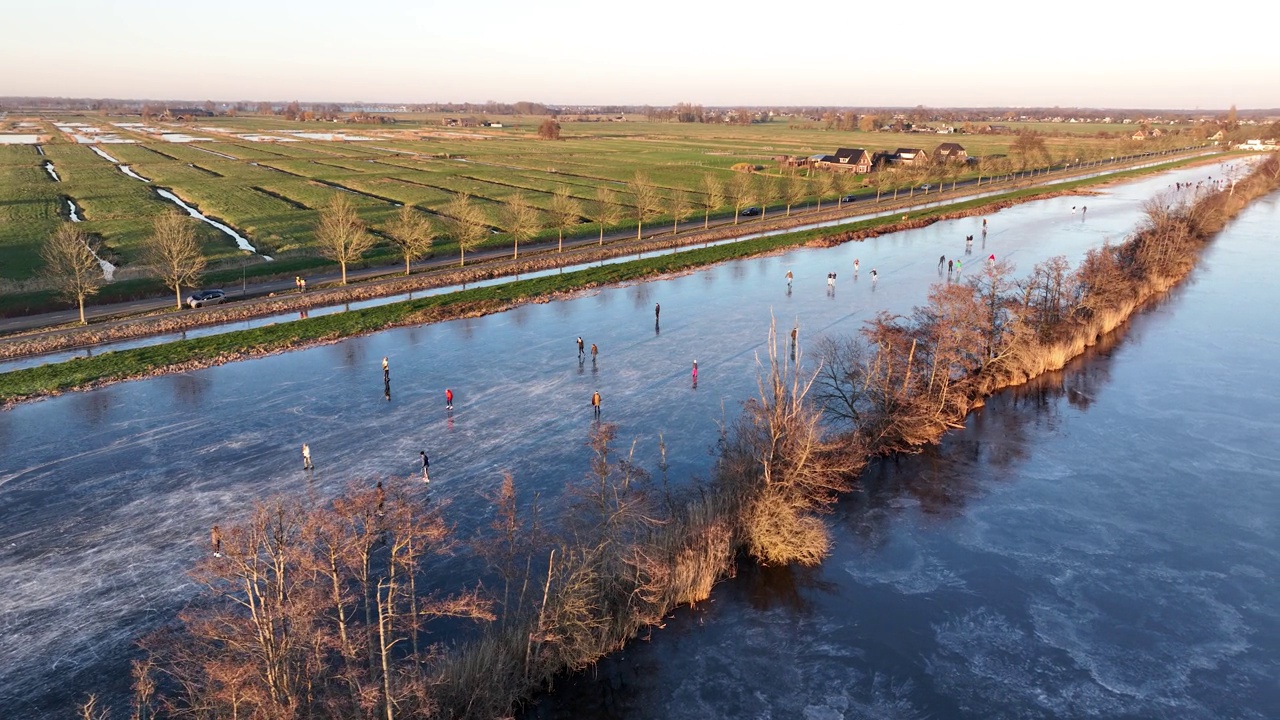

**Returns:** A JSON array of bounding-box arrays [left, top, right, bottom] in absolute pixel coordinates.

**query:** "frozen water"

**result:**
[[153, 188, 270, 259], [0, 161, 1271, 718], [87, 145, 119, 163], [117, 164, 149, 182], [531, 184, 1280, 718], [43, 161, 59, 181]]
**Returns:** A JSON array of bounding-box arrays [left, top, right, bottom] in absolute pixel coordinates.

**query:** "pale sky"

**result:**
[[2, 0, 1273, 109]]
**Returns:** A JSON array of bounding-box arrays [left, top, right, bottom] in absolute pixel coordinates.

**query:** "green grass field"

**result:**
[[0, 112, 1202, 290]]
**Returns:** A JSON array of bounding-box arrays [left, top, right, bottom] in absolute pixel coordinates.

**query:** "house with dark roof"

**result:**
[[893, 148, 928, 166], [933, 142, 968, 162], [871, 150, 896, 169], [818, 147, 872, 173]]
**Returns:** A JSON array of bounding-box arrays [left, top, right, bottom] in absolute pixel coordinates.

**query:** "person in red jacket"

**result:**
[[445, 388, 453, 410]]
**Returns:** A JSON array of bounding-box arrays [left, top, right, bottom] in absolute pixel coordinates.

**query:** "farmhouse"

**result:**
[[893, 148, 929, 166], [933, 142, 968, 162], [817, 147, 872, 173]]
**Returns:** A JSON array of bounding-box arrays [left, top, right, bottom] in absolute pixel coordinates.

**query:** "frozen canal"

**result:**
[[0, 161, 1259, 716], [532, 190, 1280, 717]]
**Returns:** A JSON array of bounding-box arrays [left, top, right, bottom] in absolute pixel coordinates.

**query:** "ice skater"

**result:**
[[591, 390, 601, 419], [853, 258, 860, 274], [655, 303, 660, 321], [382, 356, 389, 382], [955, 259, 962, 274], [938, 255, 945, 271], [1081, 205, 1087, 216], [420, 451, 430, 482], [1072, 206, 1076, 214], [445, 388, 453, 410], [302, 443, 313, 470], [948, 259, 954, 274], [870, 268, 878, 283], [591, 343, 598, 362], [211, 525, 222, 557], [577, 336, 585, 358], [988, 253, 996, 267], [785, 270, 793, 288], [692, 359, 698, 383]]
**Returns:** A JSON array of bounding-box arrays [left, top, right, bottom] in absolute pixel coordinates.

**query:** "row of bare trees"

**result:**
[[41, 210, 207, 324], [43, 136, 1207, 324]]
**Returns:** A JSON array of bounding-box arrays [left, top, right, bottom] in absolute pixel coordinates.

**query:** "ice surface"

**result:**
[[154, 188, 265, 257], [2, 162, 1275, 718]]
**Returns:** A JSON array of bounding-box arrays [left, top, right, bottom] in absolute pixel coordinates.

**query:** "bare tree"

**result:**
[[628, 173, 664, 240], [781, 174, 806, 216], [727, 172, 755, 224], [145, 210, 206, 309], [670, 189, 691, 235], [501, 192, 541, 259], [537, 119, 561, 140], [831, 170, 854, 208], [547, 186, 581, 252], [315, 193, 375, 284], [42, 222, 103, 324], [811, 171, 833, 212], [717, 320, 859, 566], [700, 173, 725, 229], [444, 193, 489, 266], [386, 204, 437, 275], [590, 186, 625, 246], [756, 174, 779, 220]]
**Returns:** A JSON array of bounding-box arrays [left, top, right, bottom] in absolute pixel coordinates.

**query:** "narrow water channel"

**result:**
[[151, 188, 270, 259]]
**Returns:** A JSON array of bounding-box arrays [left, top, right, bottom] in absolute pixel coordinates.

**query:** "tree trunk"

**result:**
[[377, 584, 394, 720], [78, 295, 86, 325], [599, 225, 604, 246], [704, 210, 710, 229], [460, 247, 465, 267], [636, 222, 642, 240], [175, 285, 182, 310], [558, 230, 563, 253], [404, 256, 411, 275], [514, 240, 519, 260], [340, 260, 348, 284]]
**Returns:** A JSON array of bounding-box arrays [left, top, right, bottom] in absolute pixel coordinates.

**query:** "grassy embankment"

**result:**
[[0, 151, 1229, 405]]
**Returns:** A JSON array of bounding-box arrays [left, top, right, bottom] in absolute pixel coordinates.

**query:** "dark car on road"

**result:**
[[185, 289, 226, 309], [840, 194, 858, 203], [740, 206, 761, 216]]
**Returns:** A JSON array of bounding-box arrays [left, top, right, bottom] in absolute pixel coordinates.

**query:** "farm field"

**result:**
[[0, 112, 1201, 289]]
